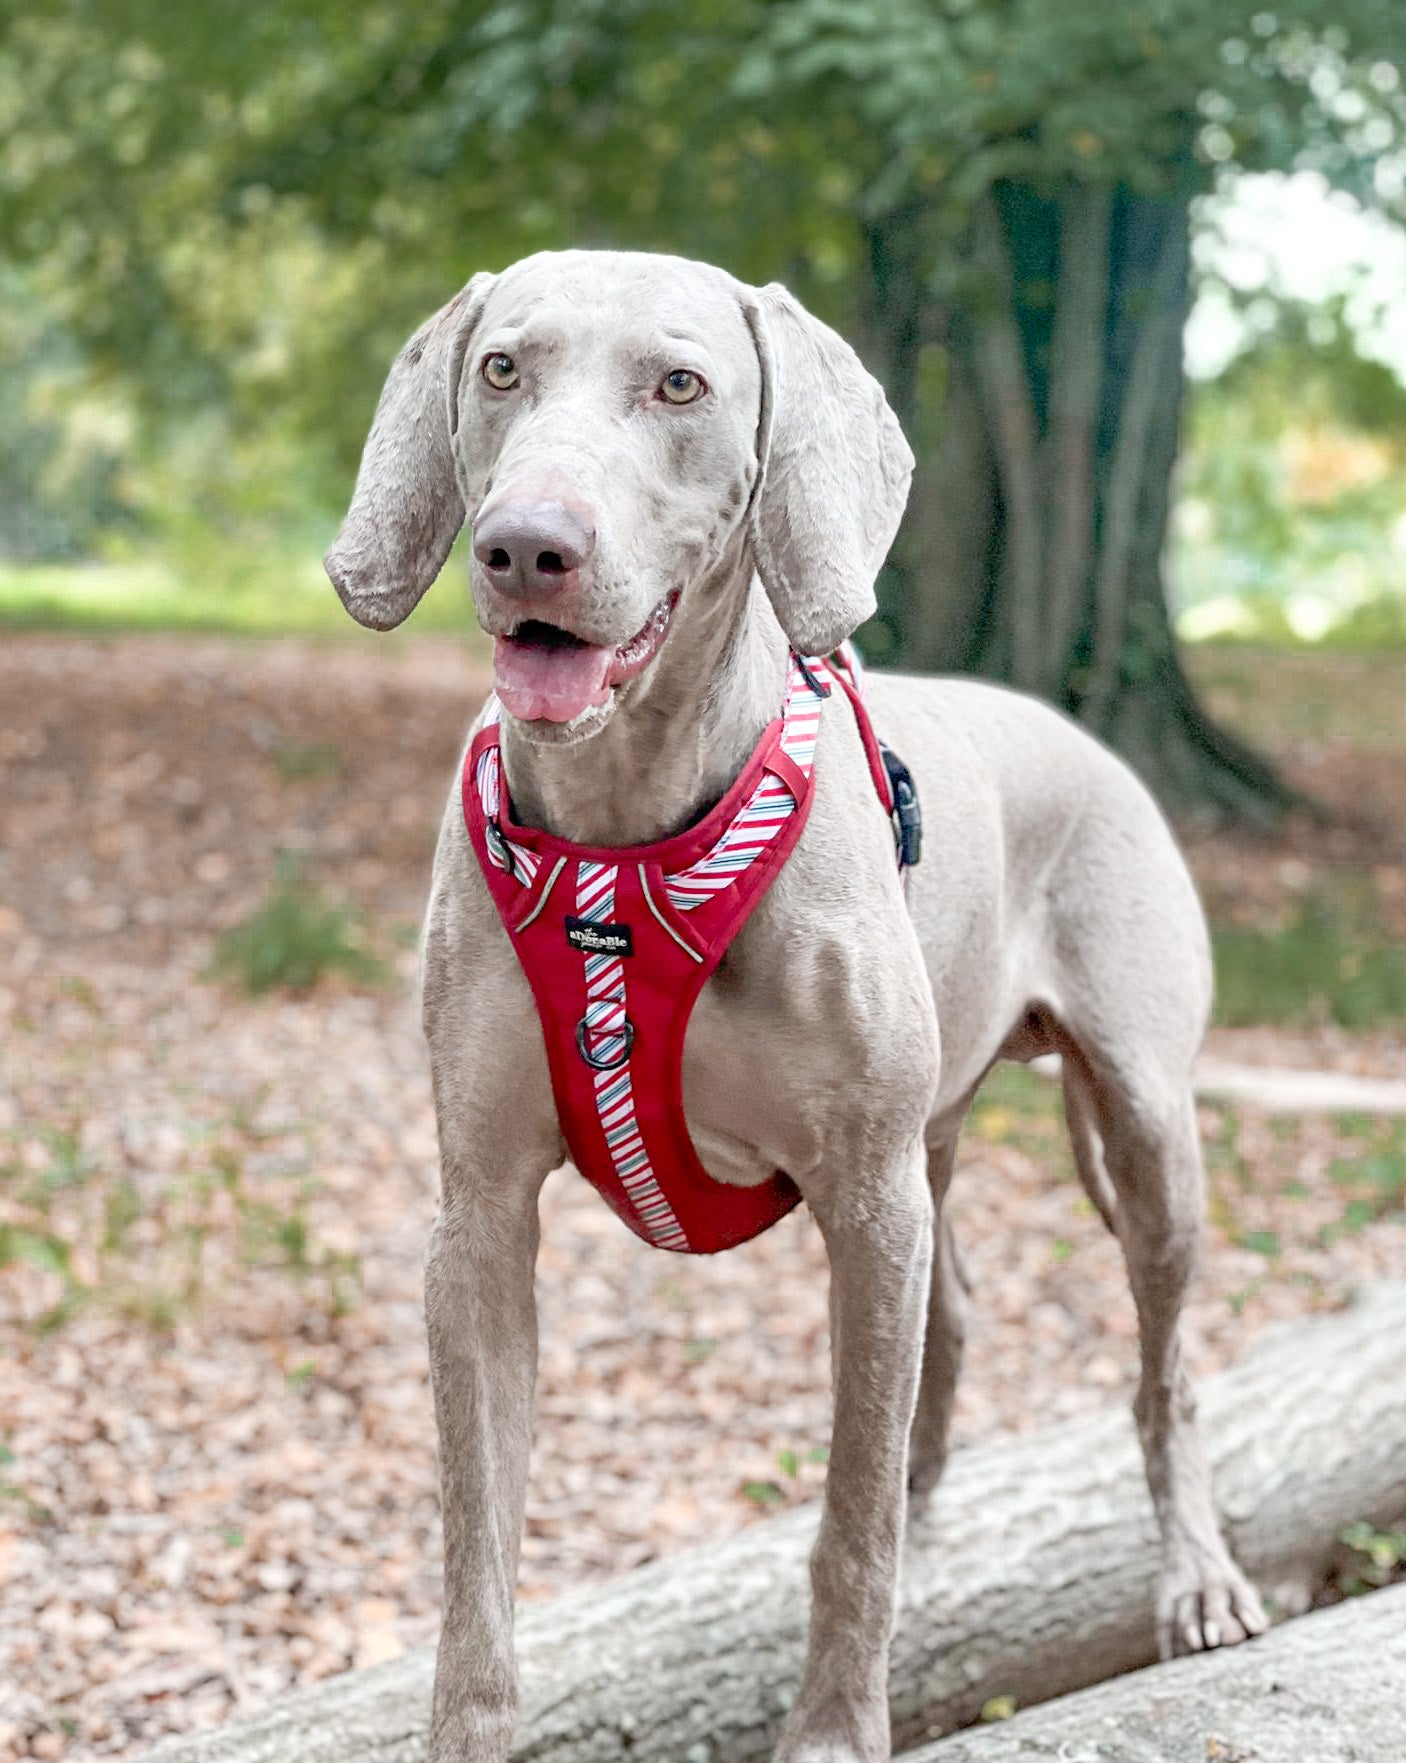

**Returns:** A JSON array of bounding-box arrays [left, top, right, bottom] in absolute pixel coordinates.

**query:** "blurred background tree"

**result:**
[[2, 1, 1404, 815]]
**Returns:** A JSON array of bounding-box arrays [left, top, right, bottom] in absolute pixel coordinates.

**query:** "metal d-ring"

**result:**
[[575, 1016, 635, 1071]]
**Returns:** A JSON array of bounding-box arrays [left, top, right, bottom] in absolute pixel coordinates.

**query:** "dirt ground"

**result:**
[[1, 637, 1403, 1760]]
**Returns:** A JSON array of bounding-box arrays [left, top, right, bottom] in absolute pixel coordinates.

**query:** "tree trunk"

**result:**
[[132, 1286, 1406, 1763], [868, 177, 1297, 823], [912, 1581, 1406, 1762]]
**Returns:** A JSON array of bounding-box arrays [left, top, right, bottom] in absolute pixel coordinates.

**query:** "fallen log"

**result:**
[[139, 1284, 1406, 1763], [910, 1580, 1406, 1762], [1192, 1058, 1406, 1116], [1031, 1050, 1406, 1115]]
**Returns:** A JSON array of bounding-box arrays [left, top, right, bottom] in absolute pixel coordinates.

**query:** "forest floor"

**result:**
[[1, 636, 1404, 1761]]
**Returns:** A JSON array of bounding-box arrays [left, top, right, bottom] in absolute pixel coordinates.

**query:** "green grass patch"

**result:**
[[1, 1440, 52, 1525], [1, 1113, 362, 1335], [1336, 1522, 1406, 1598], [0, 550, 479, 638], [1320, 1121, 1406, 1244], [742, 1444, 828, 1508], [1179, 593, 1406, 654], [207, 854, 388, 995], [272, 736, 344, 780], [968, 1064, 1074, 1176], [1212, 883, 1406, 1030]]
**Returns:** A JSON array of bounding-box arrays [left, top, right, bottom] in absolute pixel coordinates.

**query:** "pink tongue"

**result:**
[[493, 635, 613, 723]]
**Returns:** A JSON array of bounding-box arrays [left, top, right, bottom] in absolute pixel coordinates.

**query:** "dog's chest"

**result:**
[[679, 1001, 804, 1187], [677, 922, 917, 1188]]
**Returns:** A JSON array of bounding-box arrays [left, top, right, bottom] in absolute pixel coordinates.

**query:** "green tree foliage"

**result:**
[[10, 3, 1398, 369], [3, 2, 1403, 810], [1178, 294, 1406, 638]]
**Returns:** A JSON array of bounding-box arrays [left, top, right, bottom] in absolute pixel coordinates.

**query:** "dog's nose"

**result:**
[[472, 501, 596, 598]]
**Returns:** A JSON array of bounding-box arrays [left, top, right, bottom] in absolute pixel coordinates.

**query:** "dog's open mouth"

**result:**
[[492, 593, 679, 723]]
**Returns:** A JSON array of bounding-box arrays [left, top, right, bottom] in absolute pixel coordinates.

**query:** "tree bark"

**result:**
[[968, 190, 1047, 693], [133, 1286, 1406, 1763], [896, 344, 997, 675], [1042, 183, 1112, 703], [911, 1581, 1406, 1762], [871, 176, 1299, 823], [858, 204, 1000, 676]]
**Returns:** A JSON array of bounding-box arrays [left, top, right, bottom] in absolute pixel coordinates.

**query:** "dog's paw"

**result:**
[[1158, 1560, 1268, 1658]]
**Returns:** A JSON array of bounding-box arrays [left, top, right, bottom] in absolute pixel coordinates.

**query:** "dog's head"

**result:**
[[325, 250, 912, 733]]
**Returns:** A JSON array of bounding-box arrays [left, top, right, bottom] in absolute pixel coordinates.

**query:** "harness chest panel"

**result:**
[[462, 649, 908, 1254]]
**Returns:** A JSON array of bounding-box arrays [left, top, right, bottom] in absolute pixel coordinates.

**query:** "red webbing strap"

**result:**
[[830, 670, 895, 813]]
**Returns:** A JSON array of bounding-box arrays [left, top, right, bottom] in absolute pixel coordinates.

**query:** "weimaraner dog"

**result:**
[[325, 249, 1266, 1763]]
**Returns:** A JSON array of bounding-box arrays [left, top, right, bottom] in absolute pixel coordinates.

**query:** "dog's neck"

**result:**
[[498, 545, 790, 848]]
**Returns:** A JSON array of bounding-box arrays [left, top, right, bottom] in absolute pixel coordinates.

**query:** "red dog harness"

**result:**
[[463, 646, 919, 1254]]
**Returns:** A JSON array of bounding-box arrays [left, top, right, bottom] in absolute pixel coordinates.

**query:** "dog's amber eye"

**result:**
[[482, 353, 519, 390], [659, 369, 704, 405]]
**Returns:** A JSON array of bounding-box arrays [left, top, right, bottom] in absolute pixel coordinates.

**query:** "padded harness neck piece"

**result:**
[[463, 646, 915, 1254]]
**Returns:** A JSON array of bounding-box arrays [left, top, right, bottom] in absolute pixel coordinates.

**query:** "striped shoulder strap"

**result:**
[[663, 654, 823, 909]]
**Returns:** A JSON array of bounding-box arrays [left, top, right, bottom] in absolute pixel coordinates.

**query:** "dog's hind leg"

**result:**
[[1065, 1045, 1267, 1657], [1035, 757, 1265, 1655], [907, 1130, 969, 1504]]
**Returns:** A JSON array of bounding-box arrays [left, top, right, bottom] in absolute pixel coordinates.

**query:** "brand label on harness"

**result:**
[[565, 917, 634, 957]]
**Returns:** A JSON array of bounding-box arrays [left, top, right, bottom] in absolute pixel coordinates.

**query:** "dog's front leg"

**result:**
[[777, 1141, 933, 1763], [424, 1151, 545, 1763]]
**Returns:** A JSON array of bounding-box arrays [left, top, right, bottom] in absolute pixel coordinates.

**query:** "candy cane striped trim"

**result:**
[[664, 656, 822, 911], [475, 702, 540, 885], [573, 862, 689, 1251]]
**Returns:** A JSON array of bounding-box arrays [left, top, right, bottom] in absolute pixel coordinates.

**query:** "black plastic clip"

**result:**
[[880, 743, 922, 870], [486, 815, 525, 884]]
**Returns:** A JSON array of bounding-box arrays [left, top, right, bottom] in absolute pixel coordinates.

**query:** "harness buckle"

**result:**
[[575, 1016, 636, 1071], [880, 743, 922, 870]]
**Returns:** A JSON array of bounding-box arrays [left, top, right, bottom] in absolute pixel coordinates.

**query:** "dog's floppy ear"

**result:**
[[324, 273, 495, 630], [741, 282, 913, 655]]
